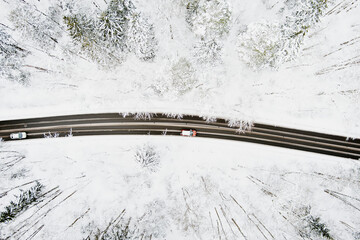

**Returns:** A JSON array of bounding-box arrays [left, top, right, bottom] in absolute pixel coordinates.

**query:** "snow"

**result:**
[[1, 0, 360, 238], [0, 136, 359, 239], [0, 0, 359, 138]]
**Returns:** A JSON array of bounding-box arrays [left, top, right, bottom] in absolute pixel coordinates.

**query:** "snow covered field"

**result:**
[[1, 0, 360, 239], [0, 0, 359, 137], [0, 136, 359, 239]]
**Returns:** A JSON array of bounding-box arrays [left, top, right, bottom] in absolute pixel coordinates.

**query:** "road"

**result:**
[[0, 113, 359, 159]]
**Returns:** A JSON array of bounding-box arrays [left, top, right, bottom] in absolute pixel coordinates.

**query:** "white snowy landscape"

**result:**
[[0, 0, 360, 239], [1, 137, 360, 239]]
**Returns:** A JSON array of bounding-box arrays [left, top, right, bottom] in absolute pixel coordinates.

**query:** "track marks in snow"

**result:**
[[0, 151, 25, 172], [0, 180, 41, 199], [325, 0, 360, 16], [323, 35, 360, 58], [231, 195, 275, 240], [316, 55, 360, 75], [324, 189, 360, 212], [4, 186, 80, 240], [66, 208, 91, 229]]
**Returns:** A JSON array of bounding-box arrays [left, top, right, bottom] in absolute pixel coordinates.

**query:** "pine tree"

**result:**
[[98, 0, 133, 50], [63, 0, 157, 65], [0, 27, 29, 83], [283, 0, 327, 37], [306, 216, 333, 239], [237, 0, 328, 70], [64, 13, 124, 65], [64, 15, 97, 49], [279, 0, 328, 62], [186, 0, 231, 39], [126, 12, 157, 60], [9, 3, 62, 51], [185, 0, 230, 65], [0, 182, 43, 223], [237, 22, 283, 70]]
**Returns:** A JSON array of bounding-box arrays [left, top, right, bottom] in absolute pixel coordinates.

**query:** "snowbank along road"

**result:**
[[0, 113, 359, 160]]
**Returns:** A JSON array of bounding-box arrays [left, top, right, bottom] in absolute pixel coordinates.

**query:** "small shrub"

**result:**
[[227, 119, 253, 133], [164, 113, 183, 119], [44, 132, 60, 138], [10, 169, 27, 179], [133, 112, 154, 120], [120, 112, 130, 118], [134, 144, 160, 171], [66, 128, 73, 137], [201, 115, 217, 123]]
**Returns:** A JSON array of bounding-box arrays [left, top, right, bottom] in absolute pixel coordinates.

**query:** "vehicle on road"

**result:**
[[181, 129, 197, 137], [10, 132, 27, 140]]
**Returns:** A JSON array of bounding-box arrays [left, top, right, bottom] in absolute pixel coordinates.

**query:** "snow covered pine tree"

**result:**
[[64, 0, 157, 65], [0, 26, 29, 83]]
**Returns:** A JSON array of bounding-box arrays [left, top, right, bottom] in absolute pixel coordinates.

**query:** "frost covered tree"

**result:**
[[279, 0, 328, 61], [98, 0, 133, 50], [193, 38, 222, 64], [283, 0, 327, 37], [63, 0, 157, 65], [237, 0, 328, 70], [303, 216, 333, 239], [287, 205, 333, 240], [186, 0, 231, 39], [0, 26, 29, 84], [150, 57, 197, 97], [237, 22, 283, 70], [185, 0, 231, 64], [0, 181, 43, 223], [9, 3, 63, 51], [64, 9, 121, 65], [171, 58, 197, 95], [126, 12, 157, 61], [63, 14, 97, 49]]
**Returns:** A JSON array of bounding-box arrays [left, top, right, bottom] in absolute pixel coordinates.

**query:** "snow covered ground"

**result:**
[[1, 0, 360, 239], [0, 136, 359, 239], [0, 0, 359, 137]]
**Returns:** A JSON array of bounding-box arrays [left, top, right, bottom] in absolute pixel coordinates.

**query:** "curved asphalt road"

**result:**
[[0, 113, 359, 160]]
